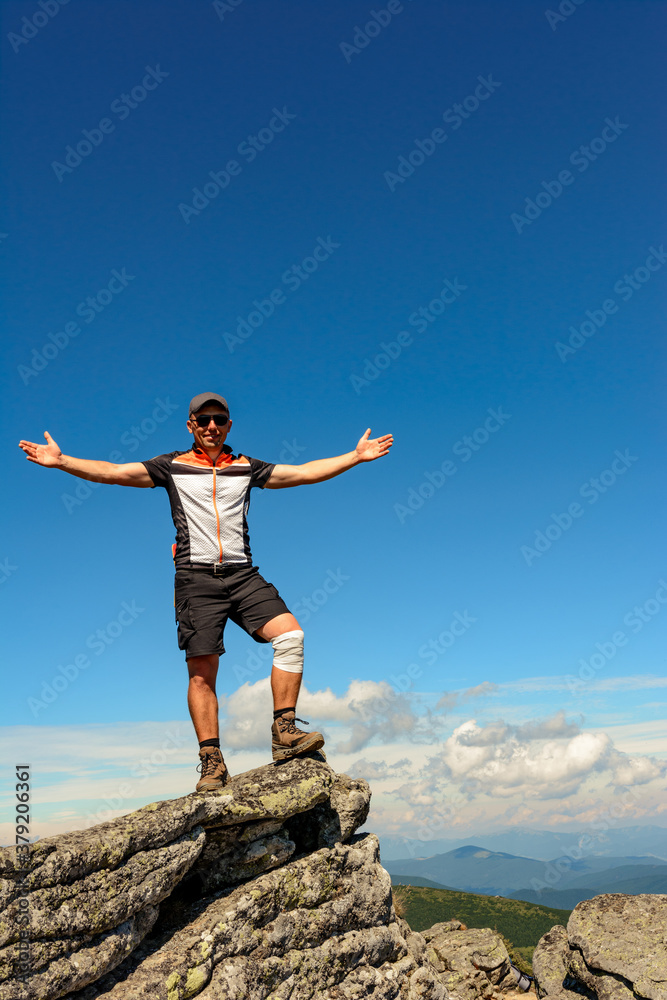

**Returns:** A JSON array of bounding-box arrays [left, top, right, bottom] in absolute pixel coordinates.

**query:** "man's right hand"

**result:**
[[18, 433, 153, 487], [19, 431, 63, 468]]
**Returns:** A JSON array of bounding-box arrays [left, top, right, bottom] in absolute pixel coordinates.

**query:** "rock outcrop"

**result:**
[[533, 893, 667, 1000], [422, 921, 516, 1000], [1, 757, 526, 1000]]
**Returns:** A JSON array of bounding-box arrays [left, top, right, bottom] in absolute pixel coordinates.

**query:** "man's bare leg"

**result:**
[[255, 612, 303, 710], [187, 653, 229, 791], [256, 613, 324, 760], [271, 666, 302, 710], [187, 654, 220, 741]]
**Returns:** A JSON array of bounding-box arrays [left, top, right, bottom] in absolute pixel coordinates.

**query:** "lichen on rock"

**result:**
[[8, 756, 640, 1000], [533, 894, 667, 1000], [422, 924, 514, 1000]]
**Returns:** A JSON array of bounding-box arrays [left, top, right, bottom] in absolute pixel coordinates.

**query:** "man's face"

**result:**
[[187, 403, 232, 455]]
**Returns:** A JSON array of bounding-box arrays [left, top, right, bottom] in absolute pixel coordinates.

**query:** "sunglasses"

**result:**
[[193, 413, 229, 427]]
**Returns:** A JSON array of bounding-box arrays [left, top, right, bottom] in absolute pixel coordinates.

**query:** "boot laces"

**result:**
[[278, 715, 309, 735], [197, 748, 220, 777]]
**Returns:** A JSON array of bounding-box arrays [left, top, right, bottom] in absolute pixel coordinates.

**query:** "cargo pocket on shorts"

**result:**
[[175, 599, 197, 651]]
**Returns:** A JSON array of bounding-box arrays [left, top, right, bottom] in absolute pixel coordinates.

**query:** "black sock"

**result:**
[[199, 738, 220, 750], [273, 707, 295, 720]]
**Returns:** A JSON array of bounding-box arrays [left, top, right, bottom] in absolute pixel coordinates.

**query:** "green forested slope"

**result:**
[[391, 879, 571, 969]]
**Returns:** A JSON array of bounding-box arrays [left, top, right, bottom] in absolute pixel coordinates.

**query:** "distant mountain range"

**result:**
[[379, 825, 667, 862], [382, 844, 667, 903], [509, 865, 667, 909]]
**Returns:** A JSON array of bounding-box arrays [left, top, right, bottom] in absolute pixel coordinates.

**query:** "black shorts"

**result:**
[[174, 565, 290, 660]]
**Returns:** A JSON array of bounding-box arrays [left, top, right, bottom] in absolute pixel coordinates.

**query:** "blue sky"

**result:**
[[2, 0, 666, 846]]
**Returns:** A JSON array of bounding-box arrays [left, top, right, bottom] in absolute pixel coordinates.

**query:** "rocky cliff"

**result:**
[[1, 758, 520, 1000], [4, 757, 663, 1000]]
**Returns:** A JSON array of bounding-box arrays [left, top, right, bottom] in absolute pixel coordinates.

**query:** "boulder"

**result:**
[[531, 924, 570, 1000], [533, 893, 667, 1000], [0, 759, 370, 1000], [568, 894, 667, 1000], [63, 834, 446, 1000], [422, 923, 515, 1000]]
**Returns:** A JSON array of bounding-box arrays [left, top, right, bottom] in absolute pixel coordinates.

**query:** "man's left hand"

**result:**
[[355, 429, 393, 462]]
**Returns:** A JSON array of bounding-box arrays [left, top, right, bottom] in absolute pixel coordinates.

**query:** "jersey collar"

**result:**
[[191, 444, 234, 467]]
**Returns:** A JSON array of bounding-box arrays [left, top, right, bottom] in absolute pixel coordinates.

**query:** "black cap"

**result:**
[[189, 392, 229, 415]]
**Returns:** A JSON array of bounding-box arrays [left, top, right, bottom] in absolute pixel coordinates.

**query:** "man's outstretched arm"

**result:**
[[265, 429, 393, 489], [18, 432, 153, 487]]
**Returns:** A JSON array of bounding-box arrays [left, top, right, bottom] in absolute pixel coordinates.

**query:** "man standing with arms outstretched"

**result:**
[[19, 393, 393, 791]]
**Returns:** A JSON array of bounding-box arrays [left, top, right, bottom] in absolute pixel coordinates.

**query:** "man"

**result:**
[[19, 393, 393, 792]]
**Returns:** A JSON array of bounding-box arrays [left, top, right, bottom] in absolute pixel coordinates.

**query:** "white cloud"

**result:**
[[589, 719, 667, 756], [610, 752, 666, 787], [502, 674, 667, 694], [220, 678, 441, 753], [0, 721, 193, 778], [514, 710, 582, 741], [348, 757, 411, 781], [501, 676, 579, 692], [590, 675, 667, 692], [442, 711, 582, 754], [436, 681, 498, 712], [416, 715, 641, 800], [218, 678, 274, 750]]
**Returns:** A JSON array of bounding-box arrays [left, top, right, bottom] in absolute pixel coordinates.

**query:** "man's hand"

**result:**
[[355, 428, 393, 462], [18, 433, 153, 487], [19, 431, 63, 468]]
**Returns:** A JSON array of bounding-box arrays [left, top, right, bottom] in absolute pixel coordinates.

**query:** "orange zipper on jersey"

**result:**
[[211, 467, 223, 563]]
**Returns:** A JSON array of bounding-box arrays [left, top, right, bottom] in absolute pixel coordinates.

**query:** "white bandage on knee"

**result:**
[[271, 629, 304, 674]]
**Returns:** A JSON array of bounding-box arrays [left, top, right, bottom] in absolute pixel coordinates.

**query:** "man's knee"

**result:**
[[257, 612, 301, 640], [272, 629, 304, 674], [187, 654, 219, 683]]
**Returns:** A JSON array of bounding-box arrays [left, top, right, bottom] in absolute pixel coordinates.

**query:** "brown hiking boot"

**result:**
[[271, 712, 325, 762], [195, 746, 229, 792]]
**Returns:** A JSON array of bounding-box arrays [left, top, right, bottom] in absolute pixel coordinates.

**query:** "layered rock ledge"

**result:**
[[2, 759, 434, 999], [1, 758, 526, 1000]]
